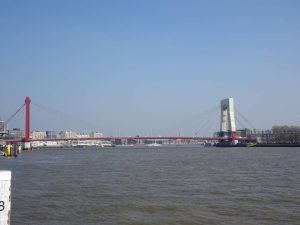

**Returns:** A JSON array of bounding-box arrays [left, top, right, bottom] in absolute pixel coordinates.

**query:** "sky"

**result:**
[[0, 0, 299, 136]]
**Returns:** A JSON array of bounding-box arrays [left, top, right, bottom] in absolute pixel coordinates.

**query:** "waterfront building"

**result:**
[[237, 128, 251, 137], [0, 120, 6, 132], [250, 129, 273, 143], [90, 132, 103, 138], [32, 131, 47, 139], [76, 132, 90, 138], [59, 131, 77, 138], [46, 131, 58, 139], [0, 120, 8, 136], [9, 128, 25, 139]]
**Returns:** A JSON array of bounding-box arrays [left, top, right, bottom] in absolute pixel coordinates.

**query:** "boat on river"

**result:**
[[147, 143, 162, 147]]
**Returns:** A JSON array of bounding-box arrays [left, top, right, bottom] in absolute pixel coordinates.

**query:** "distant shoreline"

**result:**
[[253, 144, 300, 147]]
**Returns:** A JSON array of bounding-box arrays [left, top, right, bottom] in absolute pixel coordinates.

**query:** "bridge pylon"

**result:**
[[220, 98, 237, 142], [23, 96, 31, 149]]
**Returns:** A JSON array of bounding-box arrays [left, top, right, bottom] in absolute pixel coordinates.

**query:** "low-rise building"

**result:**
[[76, 132, 90, 138], [46, 131, 58, 139], [9, 128, 25, 139], [90, 132, 103, 138], [59, 131, 77, 138], [32, 131, 47, 139]]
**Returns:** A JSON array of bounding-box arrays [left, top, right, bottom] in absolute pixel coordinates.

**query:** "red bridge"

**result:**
[[4, 96, 257, 145]]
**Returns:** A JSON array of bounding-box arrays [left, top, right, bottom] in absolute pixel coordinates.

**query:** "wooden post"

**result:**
[[13, 144, 17, 157], [18, 145, 22, 154], [0, 171, 11, 225]]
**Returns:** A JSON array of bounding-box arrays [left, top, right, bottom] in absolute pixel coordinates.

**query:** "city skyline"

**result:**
[[1, 0, 299, 136]]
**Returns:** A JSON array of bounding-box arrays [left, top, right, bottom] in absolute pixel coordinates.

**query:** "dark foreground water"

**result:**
[[0, 146, 300, 225]]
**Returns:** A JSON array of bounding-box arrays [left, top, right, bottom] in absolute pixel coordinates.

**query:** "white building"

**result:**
[[76, 132, 90, 138], [59, 131, 77, 138], [31, 131, 47, 139], [90, 132, 103, 138]]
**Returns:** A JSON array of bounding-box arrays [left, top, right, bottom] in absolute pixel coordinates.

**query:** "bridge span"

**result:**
[[6, 136, 256, 144], [2, 96, 257, 147]]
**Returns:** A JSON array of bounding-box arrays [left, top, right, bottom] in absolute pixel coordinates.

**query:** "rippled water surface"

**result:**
[[1, 146, 300, 225]]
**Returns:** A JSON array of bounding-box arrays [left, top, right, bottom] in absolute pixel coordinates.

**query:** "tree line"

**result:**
[[272, 125, 300, 144]]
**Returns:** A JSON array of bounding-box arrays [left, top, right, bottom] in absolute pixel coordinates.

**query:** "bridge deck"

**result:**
[[4, 136, 256, 143]]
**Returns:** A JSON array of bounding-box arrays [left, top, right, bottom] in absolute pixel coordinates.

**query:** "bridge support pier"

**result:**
[[23, 142, 31, 150]]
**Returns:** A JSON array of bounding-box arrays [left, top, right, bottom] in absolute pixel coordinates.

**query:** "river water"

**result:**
[[0, 146, 299, 225]]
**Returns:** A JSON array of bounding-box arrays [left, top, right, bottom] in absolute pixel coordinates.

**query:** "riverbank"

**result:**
[[254, 143, 300, 147]]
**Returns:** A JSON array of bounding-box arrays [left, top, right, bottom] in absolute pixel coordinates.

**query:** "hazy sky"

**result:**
[[0, 0, 299, 136]]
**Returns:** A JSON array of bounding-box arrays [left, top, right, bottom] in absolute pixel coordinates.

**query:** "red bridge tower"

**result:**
[[24, 96, 31, 142]]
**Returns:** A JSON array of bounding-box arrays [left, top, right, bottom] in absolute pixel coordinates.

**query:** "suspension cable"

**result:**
[[236, 109, 256, 129], [5, 103, 25, 124], [235, 116, 248, 130], [31, 102, 101, 131]]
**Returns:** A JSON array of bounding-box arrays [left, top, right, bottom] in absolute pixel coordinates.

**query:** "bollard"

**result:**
[[13, 144, 17, 157], [0, 171, 11, 225], [18, 145, 22, 154], [6, 145, 11, 157]]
